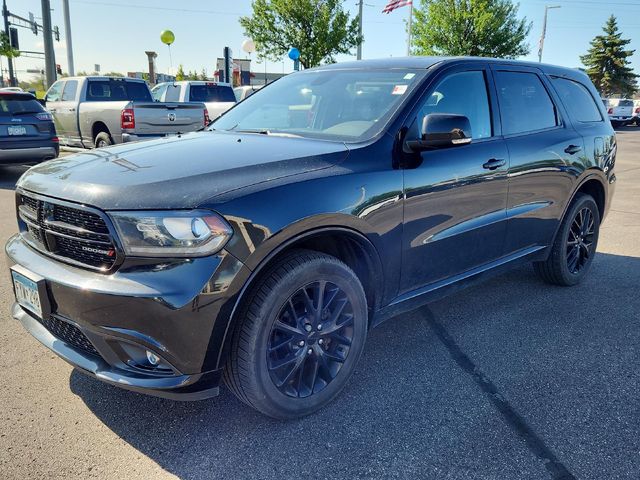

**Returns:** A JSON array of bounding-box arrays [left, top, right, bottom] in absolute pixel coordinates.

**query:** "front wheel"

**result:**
[[534, 193, 600, 286], [224, 250, 368, 419]]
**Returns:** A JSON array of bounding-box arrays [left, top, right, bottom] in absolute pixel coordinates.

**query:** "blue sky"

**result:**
[[3, 0, 640, 81]]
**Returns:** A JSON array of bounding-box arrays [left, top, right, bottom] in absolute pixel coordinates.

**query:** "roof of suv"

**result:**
[[313, 56, 587, 80]]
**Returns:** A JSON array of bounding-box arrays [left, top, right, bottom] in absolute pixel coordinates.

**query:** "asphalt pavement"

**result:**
[[0, 131, 638, 479]]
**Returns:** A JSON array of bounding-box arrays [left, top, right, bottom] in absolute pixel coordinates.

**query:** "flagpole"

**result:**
[[406, 2, 413, 56]]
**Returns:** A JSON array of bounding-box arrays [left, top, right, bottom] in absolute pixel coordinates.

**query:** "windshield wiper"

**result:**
[[232, 128, 271, 135]]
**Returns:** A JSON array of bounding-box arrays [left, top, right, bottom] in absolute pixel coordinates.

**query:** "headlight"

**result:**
[[109, 210, 233, 257]]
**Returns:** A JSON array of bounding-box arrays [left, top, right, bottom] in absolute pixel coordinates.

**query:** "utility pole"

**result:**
[[62, 0, 74, 76], [406, 2, 413, 56], [538, 5, 561, 63], [41, 0, 56, 87], [2, 0, 16, 86], [356, 0, 363, 60]]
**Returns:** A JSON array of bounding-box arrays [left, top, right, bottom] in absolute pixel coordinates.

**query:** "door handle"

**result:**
[[49, 109, 57, 113], [482, 158, 506, 170], [564, 144, 582, 155], [68, 108, 76, 112]]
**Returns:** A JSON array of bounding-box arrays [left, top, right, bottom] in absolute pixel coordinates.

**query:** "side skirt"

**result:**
[[371, 245, 549, 328]]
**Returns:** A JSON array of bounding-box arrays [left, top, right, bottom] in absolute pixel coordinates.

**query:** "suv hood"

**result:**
[[17, 131, 349, 209]]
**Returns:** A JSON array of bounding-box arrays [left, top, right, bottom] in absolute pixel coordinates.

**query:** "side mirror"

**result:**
[[39, 97, 47, 107], [407, 113, 472, 151]]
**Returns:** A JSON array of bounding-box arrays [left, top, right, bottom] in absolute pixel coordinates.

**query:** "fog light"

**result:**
[[146, 350, 160, 366]]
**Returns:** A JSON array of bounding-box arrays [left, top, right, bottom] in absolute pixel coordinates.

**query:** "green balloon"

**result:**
[[160, 30, 175, 46]]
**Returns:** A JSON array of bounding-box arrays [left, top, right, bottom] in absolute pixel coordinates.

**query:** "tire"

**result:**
[[533, 193, 600, 286], [223, 249, 368, 419], [94, 131, 113, 148]]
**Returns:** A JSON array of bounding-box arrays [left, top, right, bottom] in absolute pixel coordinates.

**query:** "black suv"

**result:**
[[0, 91, 59, 164], [6, 58, 615, 419]]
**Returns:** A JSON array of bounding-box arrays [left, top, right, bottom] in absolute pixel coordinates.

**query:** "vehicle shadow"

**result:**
[[0, 165, 30, 190], [69, 252, 640, 479]]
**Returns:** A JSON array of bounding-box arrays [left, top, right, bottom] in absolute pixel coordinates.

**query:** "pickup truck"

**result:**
[[44, 76, 208, 148], [603, 98, 634, 127], [151, 81, 236, 120]]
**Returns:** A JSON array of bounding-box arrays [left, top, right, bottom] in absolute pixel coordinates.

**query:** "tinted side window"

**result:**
[[46, 81, 64, 102], [551, 77, 602, 123], [495, 71, 558, 135], [62, 80, 78, 101], [419, 71, 492, 139]]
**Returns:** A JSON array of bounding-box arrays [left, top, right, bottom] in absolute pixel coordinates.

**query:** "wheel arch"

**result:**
[[91, 121, 110, 141], [215, 225, 384, 369]]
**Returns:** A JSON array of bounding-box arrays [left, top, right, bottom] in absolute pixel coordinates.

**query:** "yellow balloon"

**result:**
[[160, 30, 175, 46]]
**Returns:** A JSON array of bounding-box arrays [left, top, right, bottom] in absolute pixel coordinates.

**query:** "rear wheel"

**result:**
[[224, 250, 368, 419], [94, 131, 113, 148], [534, 193, 600, 286]]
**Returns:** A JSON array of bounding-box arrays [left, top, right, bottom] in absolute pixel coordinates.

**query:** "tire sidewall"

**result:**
[[95, 132, 112, 148], [556, 195, 600, 285], [248, 259, 368, 418]]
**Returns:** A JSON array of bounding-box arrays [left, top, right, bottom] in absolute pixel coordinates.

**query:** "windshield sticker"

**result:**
[[392, 85, 408, 95], [403, 73, 416, 80]]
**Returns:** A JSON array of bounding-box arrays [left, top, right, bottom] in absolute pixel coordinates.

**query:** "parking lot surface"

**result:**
[[0, 132, 639, 479]]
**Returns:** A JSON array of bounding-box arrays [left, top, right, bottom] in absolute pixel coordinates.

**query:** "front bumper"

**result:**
[[6, 233, 251, 400], [0, 145, 58, 164]]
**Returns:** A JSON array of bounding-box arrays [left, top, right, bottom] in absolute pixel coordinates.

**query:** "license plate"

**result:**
[[12, 270, 43, 318], [8, 126, 27, 136]]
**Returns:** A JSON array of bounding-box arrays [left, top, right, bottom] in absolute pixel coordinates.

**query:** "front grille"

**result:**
[[17, 192, 118, 272], [38, 314, 100, 357]]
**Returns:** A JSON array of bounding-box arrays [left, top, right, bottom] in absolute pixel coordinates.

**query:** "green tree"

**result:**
[[103, 71, 125, 77], [199, 68, 208, 80], [411, 0, 531, 58], [187, 70, 199, 80], [175, 64, 186, 81], [0, 31, 20, 59], [240, 0, 361, 68], [580, 15, 638, 97]]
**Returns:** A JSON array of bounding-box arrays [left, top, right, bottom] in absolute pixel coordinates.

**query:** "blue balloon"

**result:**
[[288, 47, 300, 60]]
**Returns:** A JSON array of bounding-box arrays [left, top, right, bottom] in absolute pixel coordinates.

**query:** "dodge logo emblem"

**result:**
[[168, 113, 176, 122]]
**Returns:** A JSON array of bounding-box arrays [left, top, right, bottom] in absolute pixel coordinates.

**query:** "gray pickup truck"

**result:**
[[44, 76, 207, 148]]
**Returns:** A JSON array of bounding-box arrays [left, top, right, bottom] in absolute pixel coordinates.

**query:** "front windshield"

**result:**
[[212, 69, 426, 142]]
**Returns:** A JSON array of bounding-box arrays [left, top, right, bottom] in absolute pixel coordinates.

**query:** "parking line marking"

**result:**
[[421, 308, 577, 480]]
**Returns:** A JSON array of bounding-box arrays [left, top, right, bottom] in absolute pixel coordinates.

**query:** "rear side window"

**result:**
[[62, 80, 78, 101], [0, 95, 45, 115], [551, 77, 602, 123], [86, 80, 152, 102], [418, 70, 492, 139], [495, 71, 558, 135], [189, 85, 236, 103], [46, 81, 64, 102]]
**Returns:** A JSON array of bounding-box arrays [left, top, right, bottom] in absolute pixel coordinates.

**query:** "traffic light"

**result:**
[[53, 26, 60, 42], [56, 64, 62, 75], [29, 12, 38, 35], [9, 28, 19, 50]]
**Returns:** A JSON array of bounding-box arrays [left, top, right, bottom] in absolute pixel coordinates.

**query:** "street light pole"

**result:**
[[356, 0, 363, 60], [62, 0, 74, 76], [41, 0, 56, 87], [538, 5, 561, 63]]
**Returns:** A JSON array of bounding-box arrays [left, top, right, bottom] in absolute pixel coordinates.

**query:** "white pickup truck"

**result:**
[[603, 98, 634, 127], [44, 76, 208, 148], [151, 81, 236, 120]]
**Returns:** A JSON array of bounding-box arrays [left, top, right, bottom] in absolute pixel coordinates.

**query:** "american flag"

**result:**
[[382, 0, 412, 14]]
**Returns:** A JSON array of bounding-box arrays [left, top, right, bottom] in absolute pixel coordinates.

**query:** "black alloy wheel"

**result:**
[[224, 249, 368, 419], [566, 207, 596, 274], [267, 280, 355, 398], [533, 192, 600, 286]]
